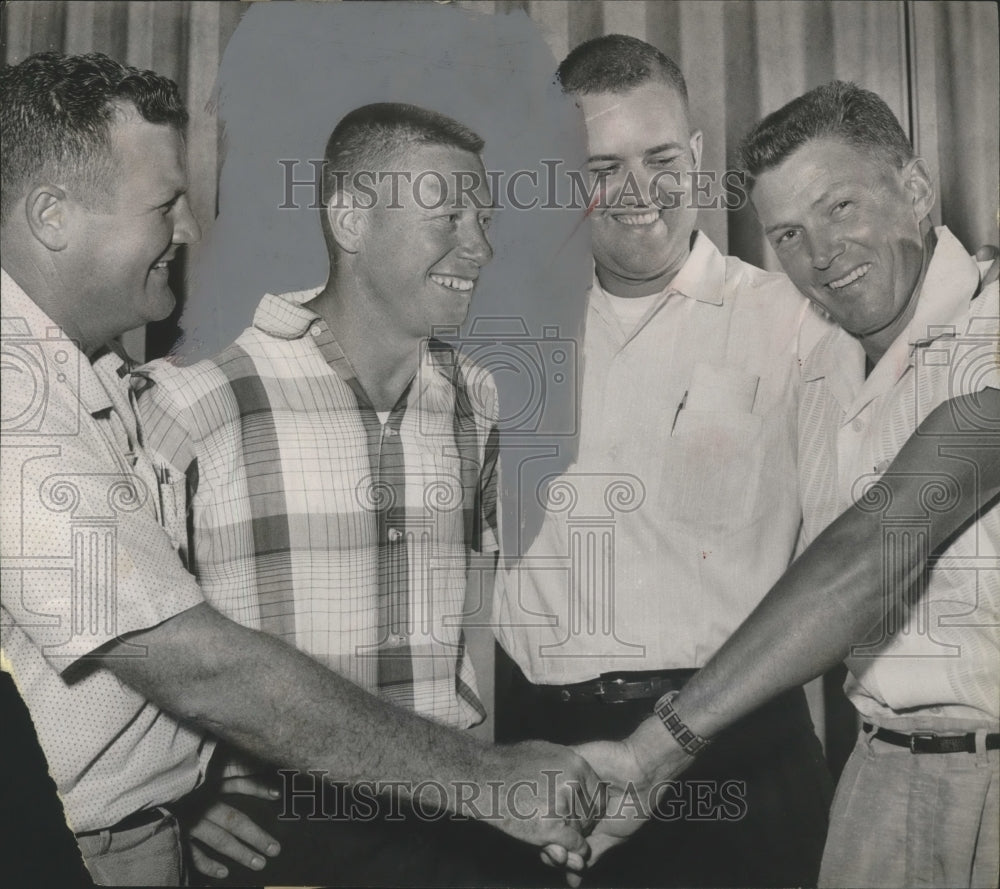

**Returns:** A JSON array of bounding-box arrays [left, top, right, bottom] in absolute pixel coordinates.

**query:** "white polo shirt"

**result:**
[[798, 228, 999, 731], [496, 232, 831, 682]]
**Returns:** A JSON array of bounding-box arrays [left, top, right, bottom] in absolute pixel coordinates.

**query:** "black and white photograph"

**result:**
[[2, 1, 998, 887]]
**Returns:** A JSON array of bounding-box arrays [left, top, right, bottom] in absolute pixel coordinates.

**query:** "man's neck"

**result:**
[[311, 278, 424, 411], [857, 225, 936, 371], [595, 245, 692, 299], [2, 250, 103, 358]]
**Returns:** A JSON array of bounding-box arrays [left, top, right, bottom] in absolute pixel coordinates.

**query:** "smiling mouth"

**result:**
[[430, 274, 475, 292], [613, 209, 660, 227], [152, 253, 177, 272], [827, 263, 872, 290]]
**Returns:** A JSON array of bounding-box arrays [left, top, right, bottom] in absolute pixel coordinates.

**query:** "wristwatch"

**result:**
[[653, 690, 712, 756]]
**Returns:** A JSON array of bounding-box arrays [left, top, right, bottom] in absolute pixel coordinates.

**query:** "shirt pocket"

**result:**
[[659, 408, 766, 531]]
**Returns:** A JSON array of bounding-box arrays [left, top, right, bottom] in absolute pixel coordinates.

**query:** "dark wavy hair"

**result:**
[[739, 80, 914, 186], [0, 51, 187, 222]]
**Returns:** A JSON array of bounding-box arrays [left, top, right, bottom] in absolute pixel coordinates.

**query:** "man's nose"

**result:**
[[458, 218, 493, 266], [616, 163, 656, 208], [171, 195, 202, 246], [807, 228, 844, 270]]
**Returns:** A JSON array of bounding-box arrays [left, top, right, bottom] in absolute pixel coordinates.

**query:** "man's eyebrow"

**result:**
[[763, 179, 854, 234], [644, 142, 686, 156], [155, 187, 187, 205], [586, 142, 688, 165], [764, 220, 795, 235]]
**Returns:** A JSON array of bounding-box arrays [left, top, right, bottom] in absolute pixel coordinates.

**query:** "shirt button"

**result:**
[[311, 326, 321, 337], [387, 527, 403, 543], [852, 418, 865, 433]]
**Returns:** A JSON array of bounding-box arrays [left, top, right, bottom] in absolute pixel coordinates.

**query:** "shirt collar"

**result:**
[[253, 286, 455, 385], [592, 231, 726, 307], [804, 226, 981, 411], [665, 231, 727, 306], [1, 266, 116, 416], [252, 287, 325, 339], [901, 226, 980, 348]]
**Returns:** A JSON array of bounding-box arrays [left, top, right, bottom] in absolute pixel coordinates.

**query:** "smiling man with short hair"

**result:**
[[578, 80, 999, 889], [137, 102, 514, 885], [495, 34, 834, 888]]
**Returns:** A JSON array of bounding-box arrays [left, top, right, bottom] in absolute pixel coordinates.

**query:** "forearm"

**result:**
[[630, 393, 1000, 780], [670, 504, 907, 737], [100, 603, 488, 801]]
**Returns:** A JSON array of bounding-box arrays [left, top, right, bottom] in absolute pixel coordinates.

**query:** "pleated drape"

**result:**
[[4, 0, 996, 356], [2, 0, 245, 358], [3, 0, 997, 763]]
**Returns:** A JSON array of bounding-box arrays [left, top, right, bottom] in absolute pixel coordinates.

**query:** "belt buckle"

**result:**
[[910, 732, 936, 753]]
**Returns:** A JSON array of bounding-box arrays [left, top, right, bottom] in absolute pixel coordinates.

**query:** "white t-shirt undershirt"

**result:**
[[603, 290, 661, 334]]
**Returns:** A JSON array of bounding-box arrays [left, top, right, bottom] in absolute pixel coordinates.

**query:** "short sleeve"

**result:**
[[1, 378, 203, 671]]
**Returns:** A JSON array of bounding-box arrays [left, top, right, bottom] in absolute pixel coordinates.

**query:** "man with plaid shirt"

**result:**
[[138, 103, 509, 885]]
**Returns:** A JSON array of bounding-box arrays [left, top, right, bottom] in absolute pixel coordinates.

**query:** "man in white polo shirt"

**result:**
[[574, 81, 998, 889], [494, 34, 834, 888]]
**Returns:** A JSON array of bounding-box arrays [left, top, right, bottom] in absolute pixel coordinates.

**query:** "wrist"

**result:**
[[625, 715, 695, 785], [653, 690, 712, 757]]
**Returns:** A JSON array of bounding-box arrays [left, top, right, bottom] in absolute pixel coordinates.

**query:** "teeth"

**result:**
[[615, 210, 659, 226], [828, 263, 871, 290], [430, 274, 474, 292], [153, 261, 169, 270]]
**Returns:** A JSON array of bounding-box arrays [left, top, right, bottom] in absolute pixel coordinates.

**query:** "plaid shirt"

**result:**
[[138, 289, 499, 728]]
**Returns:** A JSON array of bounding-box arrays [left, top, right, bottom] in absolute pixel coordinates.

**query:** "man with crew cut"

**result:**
[[138, 102, 556, 886]]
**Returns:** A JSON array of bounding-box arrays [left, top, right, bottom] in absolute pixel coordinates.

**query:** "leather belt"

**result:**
[[76, 806, 167, 838], [864, 723, 1000, 754], [529, 670, 697, 704]]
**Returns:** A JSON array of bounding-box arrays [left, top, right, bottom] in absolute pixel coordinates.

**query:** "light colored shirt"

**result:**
[[0, 268, 212, 833], [496, 232, 828, 683], [139, 288, 499, 729], [798, 227, 999, 731]]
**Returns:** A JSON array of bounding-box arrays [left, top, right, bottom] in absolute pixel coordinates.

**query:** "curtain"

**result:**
[[3, 0, 997, 763], [2, 0, 246, 359], [4, 0, 996, 354]]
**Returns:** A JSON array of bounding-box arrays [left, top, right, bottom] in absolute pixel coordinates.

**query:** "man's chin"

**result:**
[[145, 288, 178, 324]]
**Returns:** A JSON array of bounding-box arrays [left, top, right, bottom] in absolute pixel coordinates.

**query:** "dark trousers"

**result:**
[[496, 657, 835, 888], [179, 761, 534, 888]]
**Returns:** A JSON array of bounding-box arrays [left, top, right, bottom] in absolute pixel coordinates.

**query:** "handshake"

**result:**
[[527, 720, 697, 886], [184, 715, 698, 885]]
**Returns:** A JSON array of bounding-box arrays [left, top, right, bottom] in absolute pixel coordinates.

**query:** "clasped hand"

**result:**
[[541, 725, 694, 886]]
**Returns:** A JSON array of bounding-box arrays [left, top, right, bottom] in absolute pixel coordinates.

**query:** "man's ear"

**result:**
[[689, 129, 704, 171], [25, 185, 72, 251], [902, 157, 935, 224], [326, 191, 367, 254]]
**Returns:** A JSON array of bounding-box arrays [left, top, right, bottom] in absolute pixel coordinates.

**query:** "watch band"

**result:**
[[653, 690, 712, 756]]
